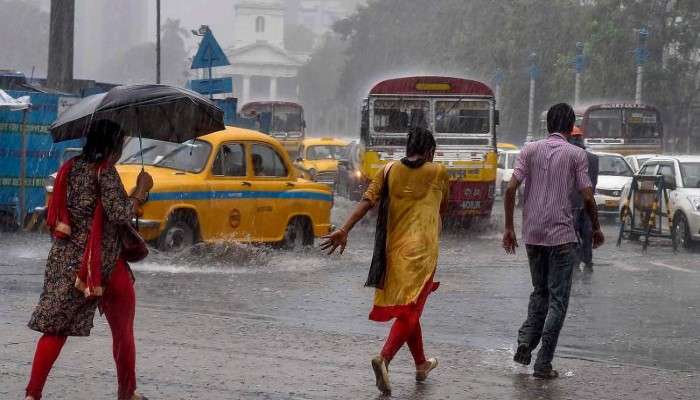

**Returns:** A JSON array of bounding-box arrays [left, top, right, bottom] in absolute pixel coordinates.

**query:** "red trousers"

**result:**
[[26, 261, 136, 400], [380, 313, 427, 366]]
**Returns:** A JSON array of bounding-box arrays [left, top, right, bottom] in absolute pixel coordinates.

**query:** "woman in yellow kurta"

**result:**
[[321, 127, 449, 396]]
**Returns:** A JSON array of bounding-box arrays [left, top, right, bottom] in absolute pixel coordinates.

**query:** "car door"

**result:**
[[496, 152, 505, 194], [207, 142, 257, 241], [249, 142, 293, 241]]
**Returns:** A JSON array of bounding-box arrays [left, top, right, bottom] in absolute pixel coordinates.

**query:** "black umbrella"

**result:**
[[50, 84, 225, 144]]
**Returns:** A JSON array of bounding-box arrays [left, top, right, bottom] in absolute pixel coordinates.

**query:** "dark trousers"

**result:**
[[517, 243, 575, 371], [573, 208, 593, 266]]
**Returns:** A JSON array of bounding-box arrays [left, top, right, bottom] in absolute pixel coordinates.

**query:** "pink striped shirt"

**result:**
[[512, 133, 592, 246]]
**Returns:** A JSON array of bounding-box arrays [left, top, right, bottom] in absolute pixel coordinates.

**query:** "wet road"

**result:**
[[1, 198, 699, 399]]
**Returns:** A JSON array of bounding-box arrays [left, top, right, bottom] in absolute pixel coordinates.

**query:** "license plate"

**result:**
[[605, 199, 619, 207], [461, 200, 481, 209]]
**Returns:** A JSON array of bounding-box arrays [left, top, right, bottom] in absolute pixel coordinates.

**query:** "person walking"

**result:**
[[321, 127, 448, 396], [25, 120, 153, 400], [502, 103, 604, 379], [569, 127, 599, 272]]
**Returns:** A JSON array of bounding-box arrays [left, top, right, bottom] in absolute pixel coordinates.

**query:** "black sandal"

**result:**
[[513, 343, 531, 366]]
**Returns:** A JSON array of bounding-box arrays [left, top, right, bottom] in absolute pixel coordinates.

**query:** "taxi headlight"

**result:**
[[354, 170, 362, 178], [688, 196, 700, 212]]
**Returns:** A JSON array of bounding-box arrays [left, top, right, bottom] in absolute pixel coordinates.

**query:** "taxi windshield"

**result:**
[[119, 138, 179, 165], [153, 140, 212, 173], [372, 99, 429, 133], [435, 100, 490, 133], [306, 145, 346, 160]]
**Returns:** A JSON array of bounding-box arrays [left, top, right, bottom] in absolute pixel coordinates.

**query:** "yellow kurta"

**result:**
[[363, 161, 449, 318]]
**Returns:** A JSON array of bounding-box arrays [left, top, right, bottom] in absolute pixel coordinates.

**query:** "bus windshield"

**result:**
[[435, 100, 490, 133], [586, 109, 622, 138], [626, 110, 661, 139], [272, 104, 304, 133], [372, 99, 429, 133]]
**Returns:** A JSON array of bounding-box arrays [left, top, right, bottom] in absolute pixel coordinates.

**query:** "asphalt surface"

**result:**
[[1, 198, 699, 399]]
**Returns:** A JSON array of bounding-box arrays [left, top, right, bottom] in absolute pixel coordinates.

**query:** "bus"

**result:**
[[239, 101, 306, 158], [348, 76, 499, 220], [536, 104, 663, 155]]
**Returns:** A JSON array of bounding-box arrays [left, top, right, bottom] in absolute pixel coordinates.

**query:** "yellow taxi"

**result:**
[[116, 127, 333, 252], [497, 142, 519, 151], [294, 137, 348, 186]]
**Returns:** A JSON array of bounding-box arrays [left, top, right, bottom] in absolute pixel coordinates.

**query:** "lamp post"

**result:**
[[574, 41, 586, 108], [526, 52, 540, 142], [493, 68, 505, 107], [156, 0, 161, 84], [635, 26, 649, 104]]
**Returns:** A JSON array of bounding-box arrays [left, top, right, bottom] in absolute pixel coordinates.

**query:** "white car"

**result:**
[[594, 152, 634, 216], [496, 150, 520, 196], [619, 156, 700, 249], [625, 154, 659, 173]]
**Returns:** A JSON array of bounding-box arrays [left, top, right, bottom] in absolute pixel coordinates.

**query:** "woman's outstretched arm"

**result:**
[[320, 199, 373, 255]]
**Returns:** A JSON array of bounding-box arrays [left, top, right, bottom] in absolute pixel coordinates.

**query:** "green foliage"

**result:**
[[300, 0, 700, 142]]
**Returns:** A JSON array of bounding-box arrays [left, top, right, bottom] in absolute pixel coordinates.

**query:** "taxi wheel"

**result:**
[[283, 218, 313, 250], [158, 219, 195, 253], [673, 213, 692, 250]]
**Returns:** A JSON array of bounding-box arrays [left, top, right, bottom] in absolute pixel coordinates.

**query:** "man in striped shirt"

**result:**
[[502, 103, 604, 379]]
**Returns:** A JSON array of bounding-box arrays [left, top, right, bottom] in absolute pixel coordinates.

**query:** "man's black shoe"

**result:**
[[513, 343, 531, 366], [533, 369, 559, 379]]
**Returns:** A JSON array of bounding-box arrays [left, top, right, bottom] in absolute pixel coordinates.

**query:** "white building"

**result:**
[[219, 0, 304, 105]]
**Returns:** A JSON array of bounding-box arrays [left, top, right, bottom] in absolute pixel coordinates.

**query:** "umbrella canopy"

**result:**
[[49, 84, 225, 143]]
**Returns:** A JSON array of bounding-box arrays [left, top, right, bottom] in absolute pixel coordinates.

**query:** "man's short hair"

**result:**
[[547, 103, 576, 134]]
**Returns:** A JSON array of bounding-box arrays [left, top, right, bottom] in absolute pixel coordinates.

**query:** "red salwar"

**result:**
[[26, 260, 136, 400], [373, 277, 439, 366]]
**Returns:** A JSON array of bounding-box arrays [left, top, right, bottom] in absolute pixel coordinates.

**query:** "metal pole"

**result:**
[[527, 77, 535, 141], [574, 72, 581, 108], [156, 0, 161, 84], [208, 48, 213, 99], [635, 65, 643, 104], [18, 109, 28, 227], [495, 83, 502, 108]]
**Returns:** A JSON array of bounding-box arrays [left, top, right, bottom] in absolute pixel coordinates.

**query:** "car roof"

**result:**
[[646, 155, 700, 163], [199, 126, 283, 147], [302, 137, 348, 146], [626, 154, 659, 159], [592, 151, 625, 158]]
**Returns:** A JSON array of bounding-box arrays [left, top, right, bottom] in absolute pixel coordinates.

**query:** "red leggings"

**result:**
[[26, 261, 136, 400], [380, 312, 427, 366]]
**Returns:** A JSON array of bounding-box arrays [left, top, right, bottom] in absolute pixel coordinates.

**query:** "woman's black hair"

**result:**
[[406, 126, 436, 158], [82, 119, 126, 163], [547, 103, 576, 134]]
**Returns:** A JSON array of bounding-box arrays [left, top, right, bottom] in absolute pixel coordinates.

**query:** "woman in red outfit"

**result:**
[[25, 120, 152, 400]]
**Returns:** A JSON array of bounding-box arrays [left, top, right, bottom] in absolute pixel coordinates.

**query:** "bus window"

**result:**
[[372, 99, 429, 133], [435, 100, 490, 133], [626, 110, 661, 139], [587, 109, 622, 138], [272, 104, 304, 133]]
